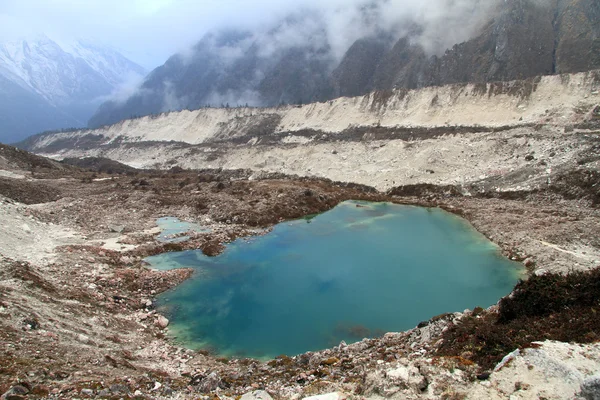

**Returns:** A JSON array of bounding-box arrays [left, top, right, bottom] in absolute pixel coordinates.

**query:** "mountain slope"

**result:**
[[89, 0, 600, 129], [88, 18, 336, 128], [0, 74, 81, 144], [0, 35, 146, 143]]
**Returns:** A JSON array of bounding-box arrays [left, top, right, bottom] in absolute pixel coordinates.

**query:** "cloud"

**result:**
[[96, 71, 147, 105], [0, 0, 500, 70], [1, 0, 504, 114]]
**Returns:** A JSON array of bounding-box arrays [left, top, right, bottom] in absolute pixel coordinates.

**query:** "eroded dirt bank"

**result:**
[[1, 155, 599, 399]]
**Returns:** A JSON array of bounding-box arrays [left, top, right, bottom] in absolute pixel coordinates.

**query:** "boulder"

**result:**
[[108, 225, 125, 233], [581, 375, 600, 400], [386, 365, 428, 391], [197, 372, 220, 393], [240, 390, 274, 400], [1, 385, 30, 398], [156, 315, 169, 329], [302, 393, 344, 400]]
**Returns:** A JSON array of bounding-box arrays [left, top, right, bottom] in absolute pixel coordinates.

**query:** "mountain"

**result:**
[[88, 13, 337, 129], [89, 0, 600, 129], [0, 34, 146, 143]]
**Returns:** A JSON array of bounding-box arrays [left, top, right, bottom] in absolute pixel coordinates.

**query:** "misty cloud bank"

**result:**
[[103, 0, 502, 114]]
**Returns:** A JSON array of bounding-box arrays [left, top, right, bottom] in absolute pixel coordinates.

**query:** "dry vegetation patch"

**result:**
[[438, 267, 600, 372]]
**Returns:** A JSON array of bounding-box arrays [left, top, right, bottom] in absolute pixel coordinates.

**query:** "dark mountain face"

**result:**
[[89, 0, 600, 129], [331, 37, 392, 97], [88, 14, 337, 128], [555, 0, 600, 73]]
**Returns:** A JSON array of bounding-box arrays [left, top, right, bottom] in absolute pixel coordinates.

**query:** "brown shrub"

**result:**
[[438, 267, 600, 371]]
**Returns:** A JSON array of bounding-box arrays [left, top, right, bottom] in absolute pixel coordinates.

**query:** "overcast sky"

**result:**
[[0, 0, 352, 69]]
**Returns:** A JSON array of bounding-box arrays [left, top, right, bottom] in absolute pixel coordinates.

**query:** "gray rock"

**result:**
[[109, 225, 125, 233], [2, 395, 25, 400], [2, 385, 29, 397], [162, 386, 174, 396], [109, 383, 129, 394], [81, 388, 94, 397], [240, 390, 273, 400], [581, 375, 600, 400], [197, 372, 220, 393]]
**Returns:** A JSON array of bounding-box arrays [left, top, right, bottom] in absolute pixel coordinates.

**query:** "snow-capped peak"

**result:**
[[0, 34, 147, 104]]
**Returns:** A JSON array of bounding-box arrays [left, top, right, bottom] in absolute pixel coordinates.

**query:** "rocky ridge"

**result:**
[[19, 70, 600, 194]]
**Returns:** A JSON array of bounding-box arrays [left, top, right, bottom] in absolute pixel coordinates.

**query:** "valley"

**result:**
[[1, 68, 599, 399]]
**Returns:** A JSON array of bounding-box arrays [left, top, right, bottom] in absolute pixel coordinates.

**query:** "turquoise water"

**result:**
[[156, 217, 210, 243], [148, 201, 522, 359]]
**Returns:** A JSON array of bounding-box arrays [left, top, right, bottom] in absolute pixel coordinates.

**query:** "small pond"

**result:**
[[155, 217, 210, 243], [146, 201, 523, 359]]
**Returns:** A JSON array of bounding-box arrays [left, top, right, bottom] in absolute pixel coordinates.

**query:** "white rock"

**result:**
[[240, 390, 274, 400], [156, 316, 169, 329], [385, 364, 427, 391], [302, 393, 344, 400], [387, 365, 411, 382], [494, 349, 520, 372], [77, 334, 90, 344]]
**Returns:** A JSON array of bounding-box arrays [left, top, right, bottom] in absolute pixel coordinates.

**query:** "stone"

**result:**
[[109, 383, 129, 394], [77, 334, 91, 344], [156, 315, 169, 329], [386, 365, 428, 391], [3, 385, 29, 396], [494, 349, 520, 372], [3, 395, 25, 400], [302, 393, 344, 400], [581, 375, 600, 400], [240, 390, 274, 400], [109, 225, 125, 233], [81, 388, 94, 397], [197, 372, 220, 392], [476, 372, 491, 380]]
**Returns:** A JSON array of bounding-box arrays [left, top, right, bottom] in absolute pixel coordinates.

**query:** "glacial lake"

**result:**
[[147, 201, 523, 359]]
